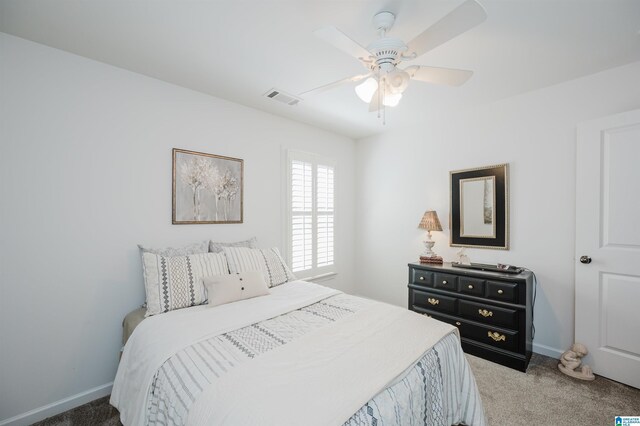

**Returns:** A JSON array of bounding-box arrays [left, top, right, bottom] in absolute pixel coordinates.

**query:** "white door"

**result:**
[[575, 108, 640, 389]]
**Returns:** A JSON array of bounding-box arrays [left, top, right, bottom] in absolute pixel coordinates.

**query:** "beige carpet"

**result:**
[[467, 353, 640, 425], [34, 353, 640, 425]]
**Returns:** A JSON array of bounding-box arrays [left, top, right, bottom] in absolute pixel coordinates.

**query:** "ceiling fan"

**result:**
[[301, 0, 487, 113]]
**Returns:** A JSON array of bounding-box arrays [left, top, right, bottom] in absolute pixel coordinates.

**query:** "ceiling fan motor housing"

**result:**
[[366, 37, 407, 73]]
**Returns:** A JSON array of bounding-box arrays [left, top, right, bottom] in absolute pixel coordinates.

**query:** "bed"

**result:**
[[111, 280, 486, 426]]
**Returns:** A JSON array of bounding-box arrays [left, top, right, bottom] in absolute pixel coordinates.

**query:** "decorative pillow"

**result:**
[[209, 237, 258, 253], [204, 271, 270, 308], [138, 240, 209, 257], [142, 252, 229, 316], [223, 247, 296, 288]]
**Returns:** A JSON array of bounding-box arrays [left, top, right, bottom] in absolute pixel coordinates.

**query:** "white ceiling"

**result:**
[[1, 0, 639, 139]]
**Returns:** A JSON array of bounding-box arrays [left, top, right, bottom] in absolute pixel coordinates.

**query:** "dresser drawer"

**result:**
[[462, 322, 519, 352], [423, 312, 464, 329], [486, 281, 519, 303], [411, 290, 457, 315], [433, 273, 457, 291], [458, 276, 485, 297], [410, 268, 434, 287], [458, 300, 518, 329], [424, 313, 519, 352]]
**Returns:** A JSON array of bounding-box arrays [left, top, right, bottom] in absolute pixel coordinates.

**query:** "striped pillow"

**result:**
[[223, 247, 296, 288], [142, 252, 229, 316]]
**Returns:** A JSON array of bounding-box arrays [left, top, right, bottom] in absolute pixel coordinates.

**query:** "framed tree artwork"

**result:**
[[172, 148, 243, 224]]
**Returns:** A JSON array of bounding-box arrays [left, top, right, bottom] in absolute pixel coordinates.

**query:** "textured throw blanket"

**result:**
[[186, 301, 457, 426]]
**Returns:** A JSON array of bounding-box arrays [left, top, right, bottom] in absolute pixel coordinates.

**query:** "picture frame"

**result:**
[[172, 148, 243, 224], [450, 163, 509, 249]]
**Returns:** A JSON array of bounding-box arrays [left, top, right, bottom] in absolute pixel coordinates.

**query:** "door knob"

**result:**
[[580, 256, 592, 264]]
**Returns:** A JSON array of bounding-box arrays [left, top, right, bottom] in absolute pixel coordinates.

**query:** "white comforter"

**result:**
[[111, 281, 340, 426], [186, 301, 457, 426], [112, 281, 485, 426]]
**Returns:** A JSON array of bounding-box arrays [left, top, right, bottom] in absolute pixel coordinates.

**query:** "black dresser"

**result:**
[[408, 262, 534, 372]]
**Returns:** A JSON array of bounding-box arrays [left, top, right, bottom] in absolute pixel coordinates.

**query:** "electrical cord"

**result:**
[[525, 269, 537, 340]]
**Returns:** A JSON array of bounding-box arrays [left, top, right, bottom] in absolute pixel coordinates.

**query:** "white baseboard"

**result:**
[[533, 342, 563, 359], [0, 382, 113, 426]]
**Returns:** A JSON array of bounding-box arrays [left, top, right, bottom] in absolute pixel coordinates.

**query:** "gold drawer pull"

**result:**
[[478, 309, 493, 317], [497, 289, 504, 294], [427, 298, 439, 306], [468, 284, 474, 289], [488, 331, 506, 342], [419, 276, 425, 281], [455, 321, 461, 326]]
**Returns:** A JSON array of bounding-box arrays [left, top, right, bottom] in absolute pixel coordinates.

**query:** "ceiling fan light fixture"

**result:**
[[383, 92, 402, 107], [355, 77, 378, 103], [387, 69, 410, 94]]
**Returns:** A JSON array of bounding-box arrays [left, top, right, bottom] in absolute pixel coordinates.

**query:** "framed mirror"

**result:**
[[450, 164, 509, 250]]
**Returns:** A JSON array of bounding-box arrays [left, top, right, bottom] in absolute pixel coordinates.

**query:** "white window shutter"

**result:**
[[316, 165, 334, 268], [287, 152, 336, 277], [291, 160, 313, 272]]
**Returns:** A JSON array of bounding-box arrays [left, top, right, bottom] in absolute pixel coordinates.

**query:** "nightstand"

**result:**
[[408, 262, 534, 372]]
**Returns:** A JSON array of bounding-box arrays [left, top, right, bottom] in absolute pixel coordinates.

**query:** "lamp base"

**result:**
[[422, 234, 437, 258], [419, 255, 443, 265]]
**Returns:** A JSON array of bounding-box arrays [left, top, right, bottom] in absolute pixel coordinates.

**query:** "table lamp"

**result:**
[[418, 210, 443, 264]]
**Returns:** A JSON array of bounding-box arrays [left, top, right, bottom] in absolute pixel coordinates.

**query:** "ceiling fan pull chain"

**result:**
[[378, 81, 387, 126], [377, 69, 382, 119]]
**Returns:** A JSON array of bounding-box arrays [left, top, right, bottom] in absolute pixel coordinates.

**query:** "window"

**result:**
[[286, 150, 335, 278]]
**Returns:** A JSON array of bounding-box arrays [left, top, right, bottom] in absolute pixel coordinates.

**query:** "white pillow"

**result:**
[[223, 247, 296, 288], [142, 252, 229, 316], [209, 237, 257, 253], [138, 240, 209, 257], [204, 271, 270, 307]]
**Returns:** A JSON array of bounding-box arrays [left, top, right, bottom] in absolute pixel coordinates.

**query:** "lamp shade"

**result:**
[[386, 69, 410, 94], [418, 210, 443, 231], [383, 92, 402, 107], [355, 78, 378, 103]]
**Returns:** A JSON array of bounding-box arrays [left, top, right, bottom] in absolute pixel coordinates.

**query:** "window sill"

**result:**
[[301, 272, 337, 282]]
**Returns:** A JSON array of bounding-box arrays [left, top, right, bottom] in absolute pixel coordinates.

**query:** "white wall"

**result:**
[[354, 60, 640, 358], [0, 33, 356, 424]]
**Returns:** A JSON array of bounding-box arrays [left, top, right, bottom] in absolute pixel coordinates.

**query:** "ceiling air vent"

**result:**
[[264, 88, 301, 106]]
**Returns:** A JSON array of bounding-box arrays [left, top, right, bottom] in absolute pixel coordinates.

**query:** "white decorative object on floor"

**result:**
[[558, 343, 595, 381]]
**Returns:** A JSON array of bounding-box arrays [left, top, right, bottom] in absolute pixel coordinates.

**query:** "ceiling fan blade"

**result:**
[[314, 26, 372, 61], [368, 89, 381, 112], [405, 65, 473, 86], [299, 73, 371, 97], [406, 0, 487, 58]]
